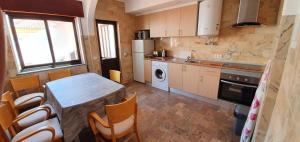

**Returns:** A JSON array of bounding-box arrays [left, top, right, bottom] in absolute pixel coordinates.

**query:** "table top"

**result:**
[[46, 73, 125, 108]]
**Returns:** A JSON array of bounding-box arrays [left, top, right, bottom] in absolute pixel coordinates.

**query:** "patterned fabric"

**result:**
[[240, 60, 272, 142]]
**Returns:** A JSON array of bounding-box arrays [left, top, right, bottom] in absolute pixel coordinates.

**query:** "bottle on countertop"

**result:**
[[162, 49, 166, 58]]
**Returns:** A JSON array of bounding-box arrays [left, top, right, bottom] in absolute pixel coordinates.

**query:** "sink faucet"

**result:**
[[185, 56, 191, 62], [185, 50, 196, 62]]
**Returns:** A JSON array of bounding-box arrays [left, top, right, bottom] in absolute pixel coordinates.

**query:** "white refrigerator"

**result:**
[[132, 40, 154, 83]]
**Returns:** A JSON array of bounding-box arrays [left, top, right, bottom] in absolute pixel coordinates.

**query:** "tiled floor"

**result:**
[[125, 82, 240, 142]]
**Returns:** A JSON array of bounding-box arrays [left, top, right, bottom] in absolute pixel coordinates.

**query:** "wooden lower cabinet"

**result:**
[[168, 63, 183, 89], [198, 67, 221, 100], [168, 63, 221, 100], [182, 65, 199, 94], [144, 60, 152, 82]]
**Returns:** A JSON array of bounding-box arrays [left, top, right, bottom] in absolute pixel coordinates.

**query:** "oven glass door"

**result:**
[[218, 80, 257, 106]]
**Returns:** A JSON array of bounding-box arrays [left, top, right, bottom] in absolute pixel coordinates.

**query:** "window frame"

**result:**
[[7, 12, 82, 70]]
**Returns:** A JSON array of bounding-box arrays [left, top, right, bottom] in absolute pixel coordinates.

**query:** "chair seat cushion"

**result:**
[[42, 104, 56, 117], [14, 93, 44, 107], [95, 115, 134, 136], [12, 118, 63, 142], [17, 104, 57, 129]]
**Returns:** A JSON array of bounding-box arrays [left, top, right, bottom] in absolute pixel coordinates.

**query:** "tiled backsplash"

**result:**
[[154, 0, 281, 65]]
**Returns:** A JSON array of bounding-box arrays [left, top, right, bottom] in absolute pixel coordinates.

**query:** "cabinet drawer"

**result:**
[[199, 67, 221, 76]]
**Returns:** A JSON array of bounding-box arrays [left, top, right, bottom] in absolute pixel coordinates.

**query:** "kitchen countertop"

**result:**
[[145, 57, 265, 73], [145, 57, 224, 69]]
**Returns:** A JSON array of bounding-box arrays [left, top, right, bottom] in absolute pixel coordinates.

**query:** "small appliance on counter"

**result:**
[[152, 49, 167, 58], [135, 30, 150, 40]]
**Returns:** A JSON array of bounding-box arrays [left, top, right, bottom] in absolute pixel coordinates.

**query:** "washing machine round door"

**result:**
[[154, 68, 166, 82]]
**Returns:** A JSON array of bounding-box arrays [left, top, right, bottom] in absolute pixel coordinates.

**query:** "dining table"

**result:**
[[45, 73, 126, 142]]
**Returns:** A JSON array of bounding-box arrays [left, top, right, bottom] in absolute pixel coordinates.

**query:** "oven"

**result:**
[[218, 68, 262, 106]]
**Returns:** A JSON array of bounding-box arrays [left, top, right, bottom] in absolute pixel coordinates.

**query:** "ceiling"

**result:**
[[123, 0, 200, 15]]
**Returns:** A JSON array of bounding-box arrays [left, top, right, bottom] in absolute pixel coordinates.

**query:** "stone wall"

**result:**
[[154, 0, 281, 65], [264, 14, 300, 142], [93, 0, 136, 83], [252, 15, 295, 142]]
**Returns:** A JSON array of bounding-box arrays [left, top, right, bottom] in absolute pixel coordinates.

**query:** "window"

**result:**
[[8, 13, 82, 71]]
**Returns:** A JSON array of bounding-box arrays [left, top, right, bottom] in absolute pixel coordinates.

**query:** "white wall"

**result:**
[[282, 0, 300, 15], [80, 0, 98, 36], [124, 0, 199, 15], [125, 0, 173, 13]]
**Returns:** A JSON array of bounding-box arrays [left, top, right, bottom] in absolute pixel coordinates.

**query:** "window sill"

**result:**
[[17, 64, 87, 75]]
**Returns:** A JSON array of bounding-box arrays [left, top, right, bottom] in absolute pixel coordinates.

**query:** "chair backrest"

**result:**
[[109, 70, 121, 83], [1, 92, 17, 116], [10, 75, 41, 97], [0, 102, 16, 137], [106, 95, 136, 124], [48, 69, 72, 81], [0, 126, 9, 142]]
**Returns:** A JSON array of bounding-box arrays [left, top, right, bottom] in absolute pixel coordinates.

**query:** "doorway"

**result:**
[[96, 20, 120, 79]]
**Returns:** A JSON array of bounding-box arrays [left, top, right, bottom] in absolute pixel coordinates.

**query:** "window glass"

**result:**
[[48, 20, 79, 62], [13, 19, 53, 66], [98, 24, 117, 59], [9, 14, 83, 71]]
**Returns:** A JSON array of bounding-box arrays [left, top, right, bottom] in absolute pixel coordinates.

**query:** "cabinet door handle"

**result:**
[[221, 80, 258, 88]]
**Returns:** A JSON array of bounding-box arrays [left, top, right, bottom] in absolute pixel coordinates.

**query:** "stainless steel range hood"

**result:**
[[233, 0, 261, 27]]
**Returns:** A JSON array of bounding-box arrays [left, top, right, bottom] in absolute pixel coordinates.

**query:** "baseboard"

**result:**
[[169, 88, 235, 109]]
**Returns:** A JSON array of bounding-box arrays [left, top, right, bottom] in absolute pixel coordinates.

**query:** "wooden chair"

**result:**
[[10, 75, 45, 111], [48, 69, 72, 81], [88, 94, 140, 142], [1, 91, 56, 131], [109, 70, 121, 83], [0, 101, 63, 142]]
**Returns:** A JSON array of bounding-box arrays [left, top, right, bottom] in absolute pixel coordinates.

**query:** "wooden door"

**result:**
[[180, 4, 198, 36], [198, 67, 221, 100], [168, 63, 183, 89], [136, 15, 150, 30], [166, 8, 180, 37], [96, 20, 120, 78], [144, 59, 152, 82], [149, 12, 166, 37], [182, 65, 199, 94]]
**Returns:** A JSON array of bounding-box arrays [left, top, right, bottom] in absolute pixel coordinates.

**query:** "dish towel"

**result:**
[[240, 60, 272, 142]]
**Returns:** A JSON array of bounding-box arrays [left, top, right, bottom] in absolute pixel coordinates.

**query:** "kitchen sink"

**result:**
[[185, 60, 201, 63]]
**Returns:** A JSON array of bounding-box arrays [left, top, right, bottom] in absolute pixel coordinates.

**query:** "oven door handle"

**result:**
[[221, 80, 258, 88]]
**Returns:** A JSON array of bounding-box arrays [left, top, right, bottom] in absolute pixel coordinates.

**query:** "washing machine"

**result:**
[[152, 61, 169, 91]]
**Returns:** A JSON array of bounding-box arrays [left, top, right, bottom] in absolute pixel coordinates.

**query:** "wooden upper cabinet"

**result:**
[[142, 4, 198, 37], [136, 15, 150, 30], [198, 67, 221, 100], [166, 8, 181, 37], [149, 12, 166, 38], [168, 63, 183, 89], [182, 65, 199, 94], [180, 4, 198, 36]]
